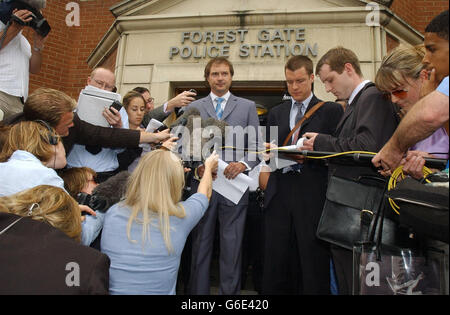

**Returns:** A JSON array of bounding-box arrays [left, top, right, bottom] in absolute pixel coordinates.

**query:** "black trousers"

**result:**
[[330, 245, 353, 295], [261, 171, 331, 295], [241, 191, 264, 293]]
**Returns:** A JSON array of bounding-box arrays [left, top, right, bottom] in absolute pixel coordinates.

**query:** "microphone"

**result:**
[[170, 107, 201, 153], [170, 107, 201, 128], [203, 117, 228, 142], [170, 117, 188, 138], [180, 115, 228, 162], [89, 171, 130, 212]]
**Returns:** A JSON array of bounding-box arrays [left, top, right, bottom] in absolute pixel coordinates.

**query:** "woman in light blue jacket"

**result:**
[[101, 149, 218, 295]]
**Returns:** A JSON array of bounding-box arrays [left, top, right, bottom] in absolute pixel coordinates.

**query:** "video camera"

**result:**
[[76, 192, 109, 213], [0, 0, 50, 38]]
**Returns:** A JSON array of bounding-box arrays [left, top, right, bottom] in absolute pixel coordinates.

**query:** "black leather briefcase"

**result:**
[[316, 174, 404, 251]]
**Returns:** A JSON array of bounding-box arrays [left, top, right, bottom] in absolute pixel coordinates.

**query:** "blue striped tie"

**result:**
[[215, 97, 225, 119]]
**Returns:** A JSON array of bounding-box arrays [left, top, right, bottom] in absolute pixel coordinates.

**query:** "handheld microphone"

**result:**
[[203, 117, 228, 141], [170, 107, 201, 128], [170, 117, 188, 139]]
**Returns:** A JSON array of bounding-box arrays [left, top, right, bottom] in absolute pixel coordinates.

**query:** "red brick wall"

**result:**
[[24, 1, 449, 99], [25, 0, 117, 99], [390, 0, 449, 34], [386, 33, 400, 52]]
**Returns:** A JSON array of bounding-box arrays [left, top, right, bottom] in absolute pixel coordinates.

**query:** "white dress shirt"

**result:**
[[348, 80, 371, 105], [67, 144, 124, 172], [0, 150, 65, 197], [289, 92, 313, 142], [0, 21, 31, 99], [210, 91, 231, 113], [208, 91, 251, 170]]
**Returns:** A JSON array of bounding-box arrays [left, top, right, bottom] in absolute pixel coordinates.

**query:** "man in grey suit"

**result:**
[[186, 57, 260, 295]]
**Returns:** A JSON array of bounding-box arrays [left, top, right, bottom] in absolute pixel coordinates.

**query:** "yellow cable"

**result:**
[[219, 146, 378, 157], [388, 165, 433, 215], [297, 151, 377, 159], [220, 146, 433, 215]]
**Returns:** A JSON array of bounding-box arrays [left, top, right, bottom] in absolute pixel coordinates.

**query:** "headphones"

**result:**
[[34, 120, 58, 145]]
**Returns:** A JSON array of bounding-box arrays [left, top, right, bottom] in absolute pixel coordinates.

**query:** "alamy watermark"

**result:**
[[167, 118, 284, 171], [65, 262, 80, 287], [65, 2, 382, 28], [65, 2, 80, 27], [365, 2, 381, 27]]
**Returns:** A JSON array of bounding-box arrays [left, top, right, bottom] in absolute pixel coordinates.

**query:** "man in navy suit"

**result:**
[[187, 57, 260, 295], [262, 56, 343, 294]]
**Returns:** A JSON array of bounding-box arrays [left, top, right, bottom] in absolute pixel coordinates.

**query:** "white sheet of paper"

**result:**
[[275, 156, 297, 169], [139, 119, 165, 152], [212, 159, 252, 205], [146, 119, 165, 132]]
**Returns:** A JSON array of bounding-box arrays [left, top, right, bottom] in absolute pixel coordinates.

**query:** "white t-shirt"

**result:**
[[0, 150, 65, 197], [0, 21, 31, 99]]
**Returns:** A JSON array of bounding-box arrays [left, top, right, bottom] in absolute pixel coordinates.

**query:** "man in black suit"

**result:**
[[302, 47, 399, 294], [261, 56, 343, 294], [0, 213, 110, 294], [3, 88, 170, 155]]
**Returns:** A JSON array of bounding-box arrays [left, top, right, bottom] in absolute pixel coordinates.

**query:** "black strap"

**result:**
[[359, 175, 387, 243], [359, 187, 378, 242]]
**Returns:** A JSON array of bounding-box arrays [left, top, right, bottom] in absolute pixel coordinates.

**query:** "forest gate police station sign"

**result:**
[[169, 28, 318, 59]]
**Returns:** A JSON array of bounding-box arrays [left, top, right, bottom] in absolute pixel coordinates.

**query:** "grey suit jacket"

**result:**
[[142, 105, 170, 127], [187, 93, 261, 170]]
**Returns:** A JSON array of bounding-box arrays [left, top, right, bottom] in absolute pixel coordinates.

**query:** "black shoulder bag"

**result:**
[[352, 186, 447, 295]]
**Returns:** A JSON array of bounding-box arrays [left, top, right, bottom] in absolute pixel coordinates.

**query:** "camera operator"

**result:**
[[0, 0, 47, 121]]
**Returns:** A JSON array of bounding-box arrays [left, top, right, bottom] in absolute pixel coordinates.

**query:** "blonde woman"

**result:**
[[375, 45, 449, 177], [0, 121, 102, 245], [101, 149, 218, 295], [0, 120, 67, 196], [0, 185, 81, 242], [0, 185, 110, 295]]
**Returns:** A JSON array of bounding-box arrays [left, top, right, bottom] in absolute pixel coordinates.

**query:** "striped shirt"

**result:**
[[0, 21, 31, 99]]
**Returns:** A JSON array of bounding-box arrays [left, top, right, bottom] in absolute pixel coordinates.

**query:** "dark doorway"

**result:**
[[175, 81, 287, 114]]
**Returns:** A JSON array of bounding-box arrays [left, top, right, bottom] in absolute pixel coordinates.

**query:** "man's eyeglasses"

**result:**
[[390, 88, 409, 99], [92, 78, 115, 92], [146, 97, 155, 104]]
